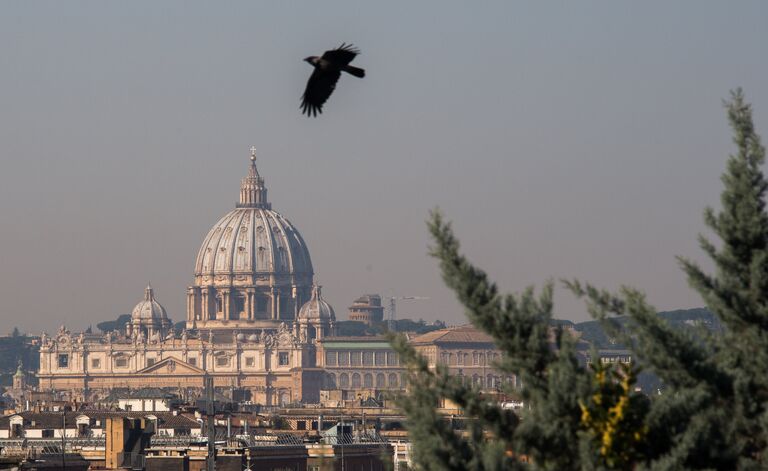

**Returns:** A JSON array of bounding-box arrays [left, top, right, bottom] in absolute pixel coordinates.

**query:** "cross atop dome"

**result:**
[[250, 146, 257, 162]]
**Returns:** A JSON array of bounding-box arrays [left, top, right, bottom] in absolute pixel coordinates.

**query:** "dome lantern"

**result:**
[[237, 147, 271, 209]]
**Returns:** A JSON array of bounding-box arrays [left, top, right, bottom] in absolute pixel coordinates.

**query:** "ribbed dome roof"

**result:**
[[298, 285, 335, 320], [194, 153, 313, 277], [131, 284, 168, 320]]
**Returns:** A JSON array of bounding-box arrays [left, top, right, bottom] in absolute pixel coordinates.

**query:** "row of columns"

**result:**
[[188, 286, 308, 323]]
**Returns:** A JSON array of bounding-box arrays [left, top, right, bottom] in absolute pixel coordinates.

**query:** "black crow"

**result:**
[[301, 43, 365, 117]]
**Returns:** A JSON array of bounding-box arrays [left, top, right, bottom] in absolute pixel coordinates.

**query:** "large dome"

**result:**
[[186, 149, 315, 332], [194, 207, 312, 277]]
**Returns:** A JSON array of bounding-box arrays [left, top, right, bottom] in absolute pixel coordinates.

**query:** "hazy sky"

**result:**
[[1, 2, 767, 334]]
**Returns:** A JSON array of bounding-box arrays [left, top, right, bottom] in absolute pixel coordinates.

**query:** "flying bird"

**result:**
[[301, 43, 365, 117]]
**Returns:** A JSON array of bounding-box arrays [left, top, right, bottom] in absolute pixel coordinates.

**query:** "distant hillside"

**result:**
[[335, 319, 446, 337], [571, 307, 719, 348]]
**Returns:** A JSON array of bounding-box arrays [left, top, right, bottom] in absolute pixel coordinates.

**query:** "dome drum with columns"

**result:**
[[187, 149, 314, 333]]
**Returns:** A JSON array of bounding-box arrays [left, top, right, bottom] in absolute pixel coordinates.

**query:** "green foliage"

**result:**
[[578, 362, 649, 469], [174, 321, 186, 334], [335, 319, 446, 337], [393, 90, 768, 470], [96, 314, 131, 333], [335, 320, 371, 336]]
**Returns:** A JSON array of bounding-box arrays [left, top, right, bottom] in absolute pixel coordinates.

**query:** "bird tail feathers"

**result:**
[[343, 65, 365, 78]]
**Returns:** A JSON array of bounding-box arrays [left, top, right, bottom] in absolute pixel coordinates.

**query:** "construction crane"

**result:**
[[388, 296, 429, 331]]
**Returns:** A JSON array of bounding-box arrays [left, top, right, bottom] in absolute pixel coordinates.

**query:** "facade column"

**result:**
[[246, 289, 255, 320], [186, 289, 195, 322], [271, 288, 278, 320], [292, 285, 299, 318], [222, 289, 231, 320], [276, 290, 281, 320], [201, 289, 210, 320]]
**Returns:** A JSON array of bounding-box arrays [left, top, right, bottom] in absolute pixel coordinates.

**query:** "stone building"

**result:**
[[316, 337, 406, 403], [410, 325, 517, 390], [38, 150, 331, 406], [35, 148, 510, 407], [347, 294, 385, 325]]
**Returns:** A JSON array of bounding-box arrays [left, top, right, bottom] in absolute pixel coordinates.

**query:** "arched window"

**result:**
[[339, 373, 349, 388], [279, 392, 289, 406], [388, 373, 398, 388], [487, 374, 494, 389], [326, 373, 337, 389], [472, 374, 480, 386], [351, 373, 361, 389], [234, 294, 246, 319], [376, 373, 386, 388], [216, 295, 223, 314], [364, 373, 373, 388]]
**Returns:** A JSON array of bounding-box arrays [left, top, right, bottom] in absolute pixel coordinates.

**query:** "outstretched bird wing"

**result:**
[[301, 67, 341, 117], [321, 43, 359, 66]]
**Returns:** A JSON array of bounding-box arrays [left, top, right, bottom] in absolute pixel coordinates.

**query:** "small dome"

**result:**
[[131, 284, 168, 320], [298, 285, 335, 321], [248, 334, 259, 342]]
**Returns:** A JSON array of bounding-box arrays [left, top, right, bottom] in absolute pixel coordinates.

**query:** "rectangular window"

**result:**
[[473, 353, 479, 366], [115, 357, 128, 368], [375, 351, 385, 366], [325, 351, 337, 366], [387, 352, 396, 366], [188, 357, 197, 367], [245, 357, 255, 367], [216, 356, 230, 367], [42, 429, 54, 438], [147, 358, 156, 367], [350, 352, 361, 366], [362, 351, 374, 366], [278, 352, 289, 366], [338, 352, 349, 366], [256, 297, 269, 312], [57, 354, 69, 368], [91, 358, 101, 369]]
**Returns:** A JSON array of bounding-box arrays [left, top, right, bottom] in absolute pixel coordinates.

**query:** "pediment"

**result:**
[[136, 356, 205, 375]]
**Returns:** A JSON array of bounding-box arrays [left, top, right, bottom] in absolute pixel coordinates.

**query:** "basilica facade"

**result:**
[[37, 150, 335, 406], [37, 149, 510, 407]]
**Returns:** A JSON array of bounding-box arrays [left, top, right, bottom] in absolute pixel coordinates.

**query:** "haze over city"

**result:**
[[1, 1, 767, 334]]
